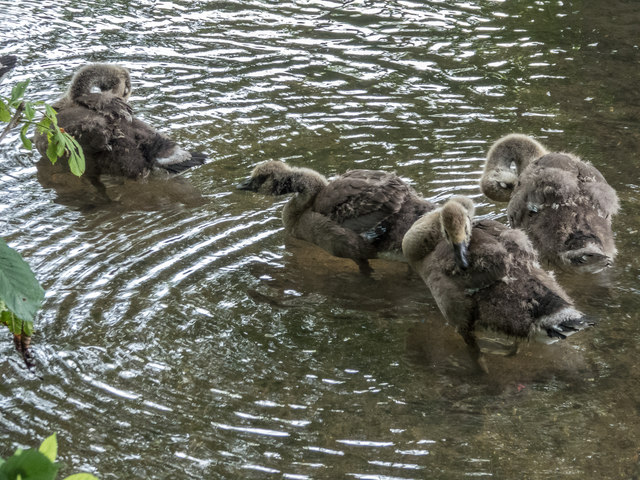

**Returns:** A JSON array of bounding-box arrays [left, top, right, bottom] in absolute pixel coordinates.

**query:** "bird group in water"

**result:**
[[6, 60, 620, 373], [238, 140, 615, 371]]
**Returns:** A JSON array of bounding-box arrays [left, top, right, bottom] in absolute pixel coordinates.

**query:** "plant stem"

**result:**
[[0, 101, 25, 141]]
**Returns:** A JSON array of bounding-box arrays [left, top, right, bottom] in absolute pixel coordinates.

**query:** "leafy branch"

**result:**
[[0, 433, 98, 480], [0, 79, 85, 176], [0, 79, 87, 367], [0, 238, 44, 369], [0, 70, 97, 477]]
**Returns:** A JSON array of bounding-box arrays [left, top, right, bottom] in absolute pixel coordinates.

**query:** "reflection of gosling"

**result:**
[[402, 196, 591, 373], [480, 134, 619, 273], [34, 64, 205, 196], [237, 161, 435, 275], [0, 55, 17, 82]]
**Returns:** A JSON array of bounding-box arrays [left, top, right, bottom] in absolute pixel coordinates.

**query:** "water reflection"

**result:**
[[1, 0, 640, 478], [35, 157, 205, 210]]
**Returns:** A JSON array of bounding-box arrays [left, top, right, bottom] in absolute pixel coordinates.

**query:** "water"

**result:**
[[1, 0, 639, 478]]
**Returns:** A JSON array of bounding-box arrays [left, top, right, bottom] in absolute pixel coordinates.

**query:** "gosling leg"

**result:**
[[459, 329, 488, 374], [356, 259, 374, 277], [88, 175, 111, 203], [506, 338, 521, 357]]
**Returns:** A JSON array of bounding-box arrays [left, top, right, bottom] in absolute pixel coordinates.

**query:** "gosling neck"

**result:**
[[401, 210, 443, 264], [281, 168, 328, 230]]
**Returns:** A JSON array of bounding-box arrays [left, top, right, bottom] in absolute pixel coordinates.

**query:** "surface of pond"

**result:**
[[1, 0, 639, 478]]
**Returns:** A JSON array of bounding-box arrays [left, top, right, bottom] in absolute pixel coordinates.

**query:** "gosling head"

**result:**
[[481, 133, 548, 202], [440, 196, 475, 270], [70, 64, 132, 101], [236, 161, 295, 195], [479, 168, 518, 202]]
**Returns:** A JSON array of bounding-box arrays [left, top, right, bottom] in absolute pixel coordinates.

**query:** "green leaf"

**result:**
[[0, 238, 44, 325], [36, 116, 52, 134], [20, 124, 32, 150], [1, 309, 9, 325], [10, 80, 30, 106], [68, 154, 84, 177], [44, 105, 58, 126], [0, 99, 10, 122], [24, 102, 35, 122], [55, 131, 66, 157], [46, 138, 58, 164], [38, 434, 57, 462], [64, 136, 85, 176], [22, 319, 34, 336], [1, 310, 22, 335], [0, 448, 59, 480], [63, 474, 100, 480]]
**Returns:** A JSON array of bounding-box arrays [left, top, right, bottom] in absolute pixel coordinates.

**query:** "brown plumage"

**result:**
[[34, 64, 205, 196], [237, 161, 435, 275], [402, 196, 591, 372], [480, 133, 619, 273]]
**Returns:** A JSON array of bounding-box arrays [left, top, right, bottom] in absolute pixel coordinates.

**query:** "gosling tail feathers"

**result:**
[[160, 151, 207, 174], [542, 308, 594, 340]]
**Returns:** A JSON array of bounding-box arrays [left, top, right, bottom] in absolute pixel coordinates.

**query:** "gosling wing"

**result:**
[[313, 170, 414, 235]]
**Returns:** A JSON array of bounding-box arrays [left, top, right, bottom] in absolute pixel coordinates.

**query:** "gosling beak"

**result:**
[[236, 177, 256, 191], [453, 242, 469, 270]]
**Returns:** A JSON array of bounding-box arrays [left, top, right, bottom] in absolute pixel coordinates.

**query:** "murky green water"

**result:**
[[1, 1, 639, 478]]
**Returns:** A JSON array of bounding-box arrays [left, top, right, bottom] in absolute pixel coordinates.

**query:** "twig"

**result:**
[[0, 101, 25, 142]]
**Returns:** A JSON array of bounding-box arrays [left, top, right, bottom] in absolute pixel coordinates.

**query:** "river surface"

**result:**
[[1, 1, 639, 478]]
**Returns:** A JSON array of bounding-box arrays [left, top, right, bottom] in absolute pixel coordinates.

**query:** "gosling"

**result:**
[[34, 64, 206, 196], [480, 134, 619, 273], [402, 196, 591, 373], [237, 161, 435, 275]]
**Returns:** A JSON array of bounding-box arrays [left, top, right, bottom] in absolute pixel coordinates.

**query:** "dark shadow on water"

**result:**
[[243, 236, 428, 311], [405, 317, 598, 391], [35, 157, 206, 212]]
